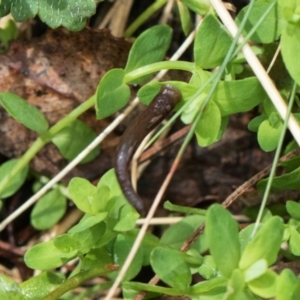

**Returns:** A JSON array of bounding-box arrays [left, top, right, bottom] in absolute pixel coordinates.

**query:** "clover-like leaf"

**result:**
[[0, 0, 96, 31], [194, 14, 232, 68]]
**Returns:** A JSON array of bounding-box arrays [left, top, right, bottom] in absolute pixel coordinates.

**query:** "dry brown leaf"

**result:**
[[0, 28, 132, 179]]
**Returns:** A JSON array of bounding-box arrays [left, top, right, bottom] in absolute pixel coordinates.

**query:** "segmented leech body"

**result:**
[[115, 84, 182, 214]]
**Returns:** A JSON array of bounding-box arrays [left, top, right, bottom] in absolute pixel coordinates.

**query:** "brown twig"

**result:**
[[139, 125, 191, 163], [222, 147, 300, 208]]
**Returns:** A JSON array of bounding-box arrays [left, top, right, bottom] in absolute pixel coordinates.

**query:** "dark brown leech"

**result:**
[[115, 84, 182, 214]]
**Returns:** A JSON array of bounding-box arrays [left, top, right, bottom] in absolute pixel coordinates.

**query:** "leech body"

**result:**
[[115, 84, 182, 214]]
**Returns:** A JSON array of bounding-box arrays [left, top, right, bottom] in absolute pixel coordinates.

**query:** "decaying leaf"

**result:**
[[0, 28, 131, 179]]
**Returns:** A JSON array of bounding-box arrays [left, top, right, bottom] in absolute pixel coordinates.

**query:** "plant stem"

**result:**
[[0, 95, 96, 197], [252, 81, 297, 237], [124, 0, 168, 37], [122, 281, 183, 296], [124, 61, 194, 83], [43, 264, 118, 300]]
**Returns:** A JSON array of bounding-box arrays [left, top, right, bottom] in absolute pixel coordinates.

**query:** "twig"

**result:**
[[139, 125, 191, 163], [222, 147, 300, 208]]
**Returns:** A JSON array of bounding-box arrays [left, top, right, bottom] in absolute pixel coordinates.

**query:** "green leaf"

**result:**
[[239, 216, 284, 270], [247, 269, 277, 298], [189, 68, 212, 86], [243, 259, 268, 282], [42, 0, 95, 31], [224, 269, 245, 300], [183, 0, 211, 15], [97, 169, 123, 199], [280, 0, 300, 85], [198, 255, 218, 280], [92, 185, 110, 214], [68, 177, 97, 214], [81, 247, 114, 271], [0, 273, 23, 300], [137, 83, 162, 105], [276, 269, 298, 300], [263, 98, 277, 115], [206, 204, 240, 278], [113, 204, 139, 232], [190, 276, 228, 295], [286, 200, 300, 220], [124, 24, 172, 84], [257, 165, 300, 191], [20, 271, 64, 300], [181, 92, 206, 124], [70, 222, 106, 254], [0, 92, 49, 133], [151, 247, 191, 291], [0, 0, 96, 31], [239, 224, 262, 253], [30, 188, 66, 230], [137, 81, 187, 105], [257, 118, 283, 151], [95, 170, 133, 216], [24, 240, 73, 270], [0, 159, 29, 199], [1, 0, 38, 22], [96, 69, 130, 119], [236, 0, 280, 43], [53, 234, 80, 253], [140, 233, 160, 266], [213, 77, 267, 116], [194, 14, 232, 68], [113, 234, 143, 280], [248, 115, 267, 132], [0, 19, 18, 51], [289, 226, 300, 255], [195, 100, 221, 147], [292, 278, 300, 300], [177, 1, 191, 35], [52, 120, 99, 163], [160, 215, 206, 250], [68, 213, 107, 233]]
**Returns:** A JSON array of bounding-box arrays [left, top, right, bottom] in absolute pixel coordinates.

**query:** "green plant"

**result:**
[[0, 0, 97, 31], [1, 0, 300, 299]]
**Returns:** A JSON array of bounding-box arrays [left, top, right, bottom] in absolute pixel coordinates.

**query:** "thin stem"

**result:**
[[123, 281, 183, 296], [124, 61, 194, 83], [48, 95, 96, 135], [43, 264, 118, 300], [124, 0, 168, 37], [252, 82, 298, 237]]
